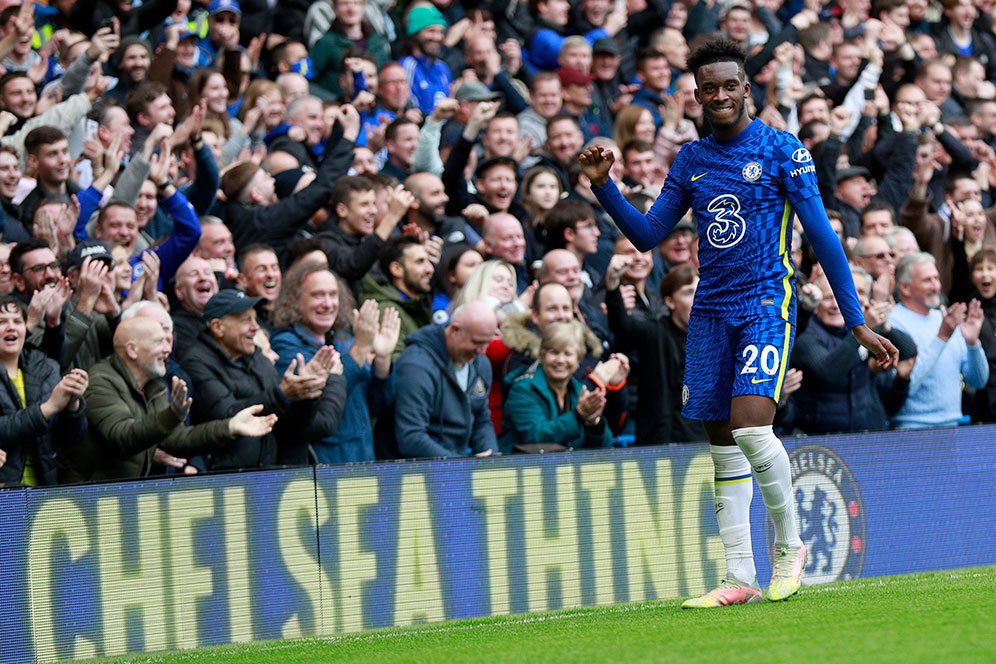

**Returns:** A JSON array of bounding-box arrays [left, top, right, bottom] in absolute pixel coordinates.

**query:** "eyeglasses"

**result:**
[[24, 262, 61, 275]]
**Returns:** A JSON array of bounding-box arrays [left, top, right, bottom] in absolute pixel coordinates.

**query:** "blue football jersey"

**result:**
[[653, 119, 821, 324]]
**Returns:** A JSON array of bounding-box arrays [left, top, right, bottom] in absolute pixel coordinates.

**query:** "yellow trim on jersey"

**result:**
[[715, 477, 752, 485], [778, 200, 795, 321], [773, 321, 792, 402]]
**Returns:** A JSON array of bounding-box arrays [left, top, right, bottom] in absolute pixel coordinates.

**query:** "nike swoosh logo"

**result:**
[[751, 377, 772, 384], [691, 173, 708, 181]]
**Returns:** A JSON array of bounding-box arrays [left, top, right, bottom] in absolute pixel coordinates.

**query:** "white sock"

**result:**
[[732, 425, 803, 550], [710, 444, 756, 585]]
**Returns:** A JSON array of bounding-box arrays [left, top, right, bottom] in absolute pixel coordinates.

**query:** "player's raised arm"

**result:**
[[793, 195, 899, 369], [580, 146, 687, 252]]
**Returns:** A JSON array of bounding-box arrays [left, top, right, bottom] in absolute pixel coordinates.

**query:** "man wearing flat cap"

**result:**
[[399, 5, 452, 115], [832, 166, 873, 239], [180, 289, 348, 469]]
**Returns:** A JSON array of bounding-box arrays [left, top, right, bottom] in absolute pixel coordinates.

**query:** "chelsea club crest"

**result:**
[[742, 161, 762, 181], [767, 445, 867, 584]]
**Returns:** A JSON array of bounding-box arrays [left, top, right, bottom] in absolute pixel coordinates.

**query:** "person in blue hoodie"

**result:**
[[390, 300, 499, 459]]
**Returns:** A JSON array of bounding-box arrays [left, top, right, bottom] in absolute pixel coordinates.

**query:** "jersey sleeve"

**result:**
[[775, 135, 821, 207]]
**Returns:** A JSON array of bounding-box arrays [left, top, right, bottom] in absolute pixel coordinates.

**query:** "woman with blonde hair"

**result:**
[[613, 105, 657, 150], [239, 79, 287, 138], [451, 259, 530, 320], [500, 321, 623, 452]]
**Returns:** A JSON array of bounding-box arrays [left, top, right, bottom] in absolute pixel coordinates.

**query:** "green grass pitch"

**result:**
[[76, 566, 996, 663]]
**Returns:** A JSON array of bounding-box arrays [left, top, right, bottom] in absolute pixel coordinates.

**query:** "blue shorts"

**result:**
[[681, 313, 796, 422]]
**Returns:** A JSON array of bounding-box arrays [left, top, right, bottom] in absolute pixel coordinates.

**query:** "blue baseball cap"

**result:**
[[208, 0, 242, 17]]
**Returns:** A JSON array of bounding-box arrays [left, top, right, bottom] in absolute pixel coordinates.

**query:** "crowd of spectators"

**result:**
[[1, 0, 995, 487]]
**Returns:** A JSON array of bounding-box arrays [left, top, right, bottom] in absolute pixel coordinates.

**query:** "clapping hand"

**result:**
[[304, 345, 341, 377], [372, 307, 402, 359], [229, 404, 279, 437], [576, 386, 607, 425], [280, 354, 327, 400], [170, 376, 192, 420]]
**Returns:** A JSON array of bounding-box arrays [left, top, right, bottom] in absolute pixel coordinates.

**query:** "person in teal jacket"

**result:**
[[309, 0, 392, 100], [500, 321, 627, 453]]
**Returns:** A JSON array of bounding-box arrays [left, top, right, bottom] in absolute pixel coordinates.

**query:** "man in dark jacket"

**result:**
[[59, 316, 276, 483], [219, 105, 359, 256], [791, 271, 913, 434], [391, 301, 499, 458], [0, 296, 88, 486], [314, 175, 411, 295], [181, 290, 347, 469]]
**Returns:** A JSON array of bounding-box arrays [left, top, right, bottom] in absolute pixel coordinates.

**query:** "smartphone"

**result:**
[[99, 18, 115, 31], [864, 89, 875, 101], [84, 119, 99, 141]]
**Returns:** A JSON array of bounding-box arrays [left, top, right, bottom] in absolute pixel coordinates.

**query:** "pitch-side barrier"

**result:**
[[2, 425, 993, 663]]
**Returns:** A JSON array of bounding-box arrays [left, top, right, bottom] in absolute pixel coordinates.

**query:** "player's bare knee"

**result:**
[[730, 395, 777, 431], [704, 421, 736, 445]]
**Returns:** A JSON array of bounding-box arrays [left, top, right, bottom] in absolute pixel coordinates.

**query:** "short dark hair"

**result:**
[[860, 199, 895, 224], [9, 238, 53, 275], [330, 175, 375, 211], [0, 71, 32, 97], [384, 117, 418, 144], [378, 235, 422, 276], [0, 294, 26, 322], [660, 263, 699, 300], [283, 237, 327, 270], [24, 126, 67, 156], [636, 48, 668, 73], [686, 37, 746, 76], [237, 243, 278, 272], [87, 98, 124, 126], [798, 120, 829, 145], [543, 200, 596, 251], [125, 81, 169, 124], [96, 201, 136, 229], [622, 139, 654, 160], [546, 113, 581, 135]]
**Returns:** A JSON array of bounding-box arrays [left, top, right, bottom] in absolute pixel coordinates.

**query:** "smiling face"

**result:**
[[1, 76, 37, 119], [0, 302, 26, 363], [0, 149, 21, 199], [212, 308, 260, 361], [526, 171, 562, 211], [542, 342, 581, 385], [899, 259, 941, 314], [478, 164, 518, 212], [298, 270, 339, 337], [545, 118, 584, 165], [487, 263, 516, 304], [664, 276, 697, 330], [174, 256, 218, 314], [0, 244, 12, 296], [694, 60, 750, 133], [972, 258, 996, 300], [30, 139, 71, 188], [201, 72, 229, 115], [240, 249, 281, 302], [337, 188, 378, 236]]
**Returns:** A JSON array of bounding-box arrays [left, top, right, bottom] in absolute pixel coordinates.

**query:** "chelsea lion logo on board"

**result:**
[[766, 445, 867, 585], [742, 161, 763, 182]]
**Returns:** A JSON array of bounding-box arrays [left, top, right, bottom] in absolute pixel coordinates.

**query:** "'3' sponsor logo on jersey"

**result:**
[[705, 194, 747, 249]]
